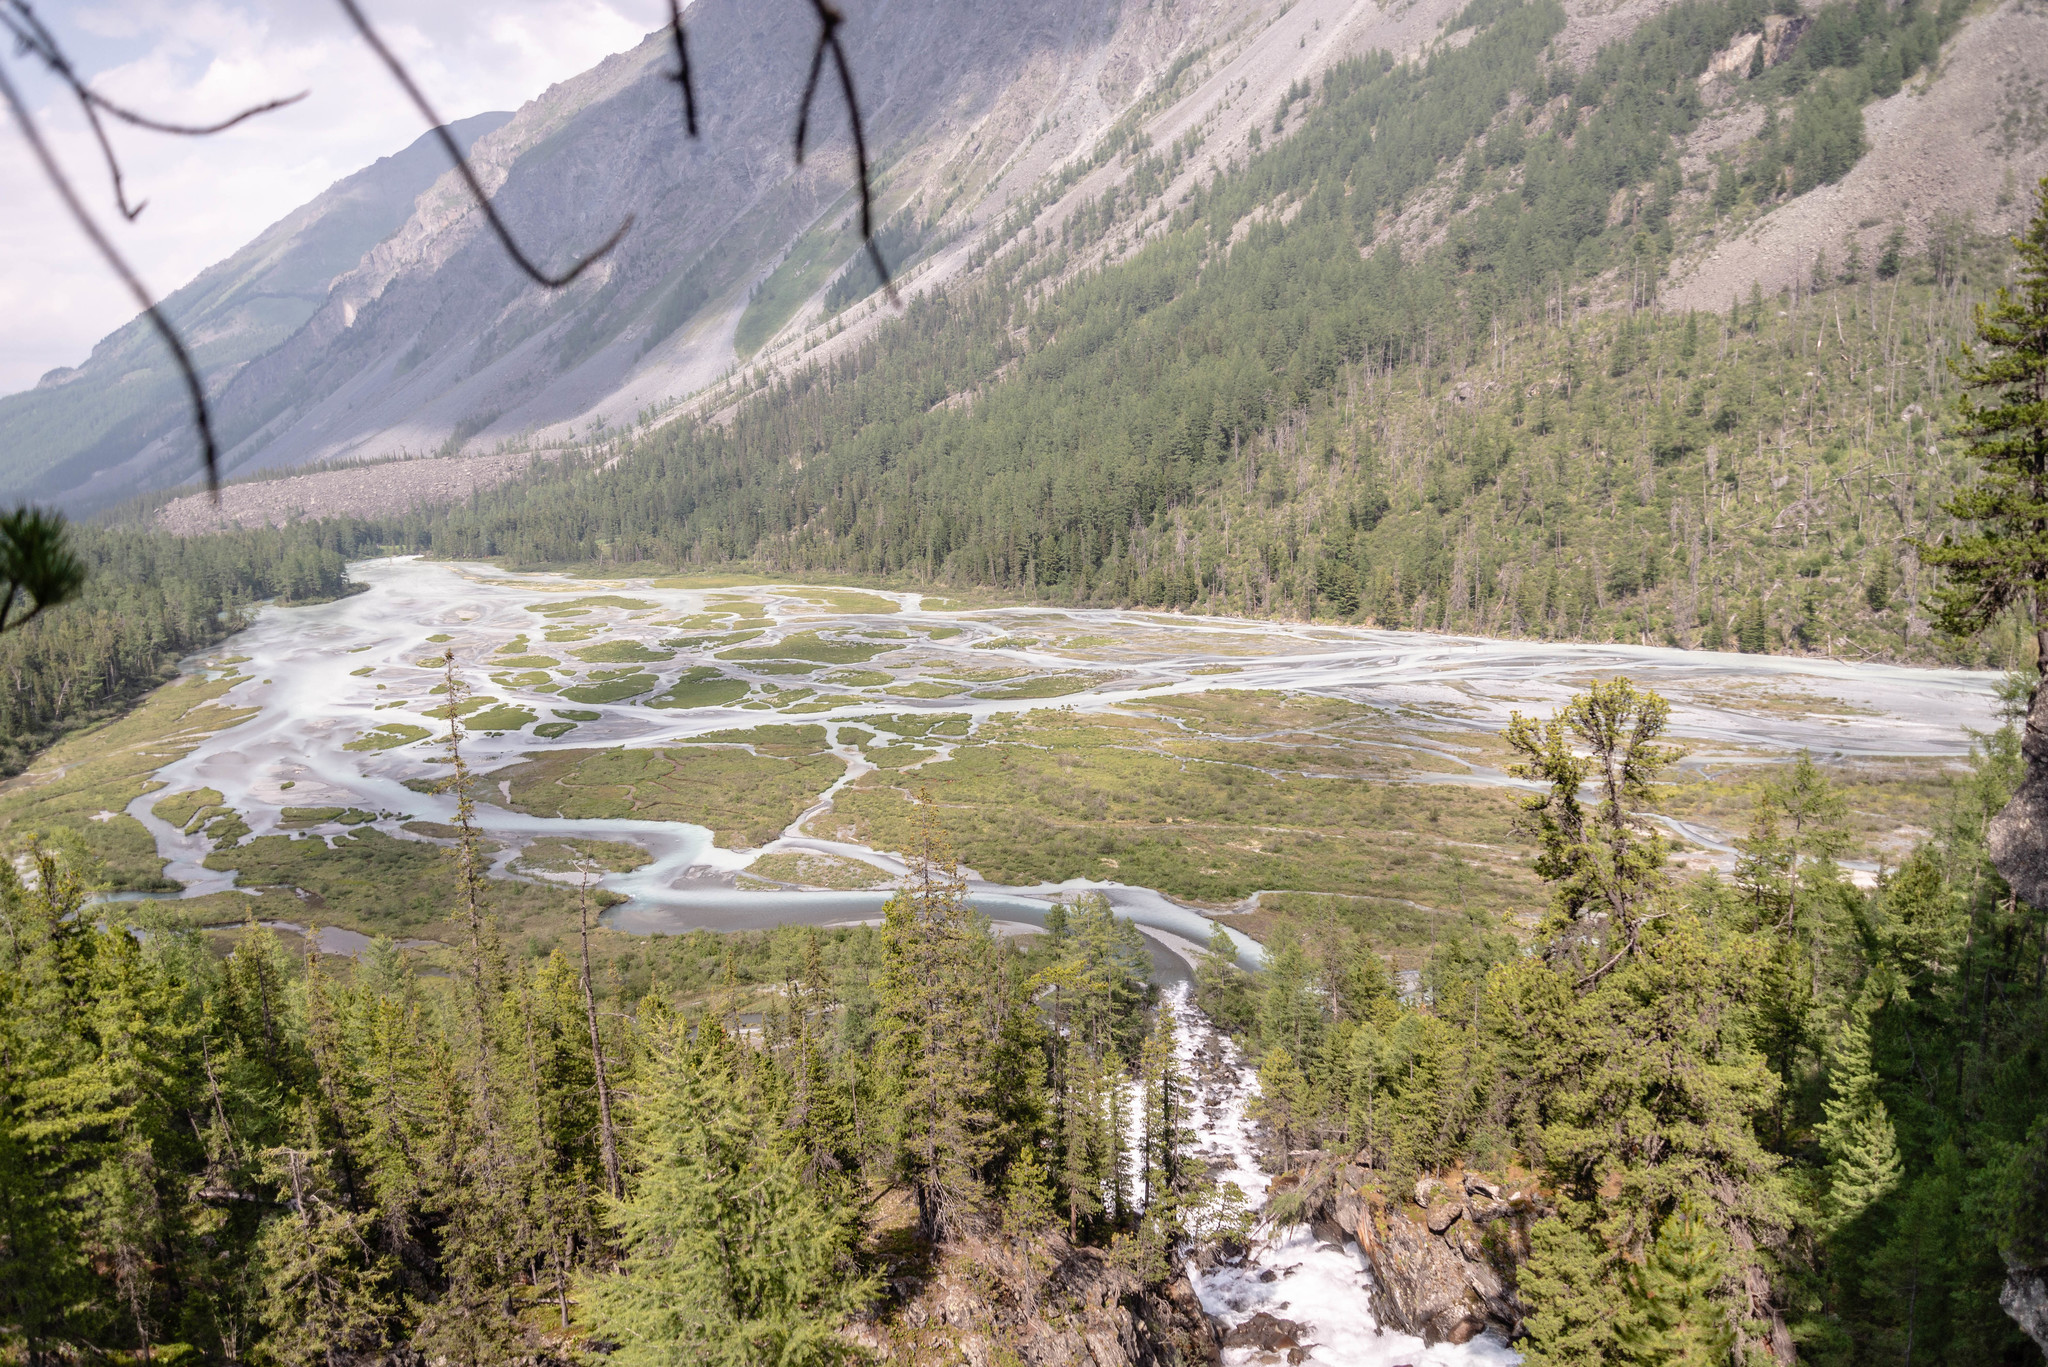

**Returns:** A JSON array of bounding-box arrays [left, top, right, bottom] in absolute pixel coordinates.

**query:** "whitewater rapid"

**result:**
[[1170, 983, 1519, 1365]]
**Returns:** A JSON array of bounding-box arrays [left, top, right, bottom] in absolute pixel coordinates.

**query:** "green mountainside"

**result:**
[[411, 0, 2016, 664]]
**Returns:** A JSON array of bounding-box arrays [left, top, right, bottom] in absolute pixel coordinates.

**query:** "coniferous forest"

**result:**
[[3, 672, 2044, 1363]]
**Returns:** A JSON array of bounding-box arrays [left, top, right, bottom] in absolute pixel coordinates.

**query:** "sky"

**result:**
[[0, 0, 657, 396]]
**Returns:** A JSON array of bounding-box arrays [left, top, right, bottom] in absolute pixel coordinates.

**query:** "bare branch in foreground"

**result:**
[[334, 0, 630, 289], [0, 61, 220, 496], [795, 0, 896, 303]]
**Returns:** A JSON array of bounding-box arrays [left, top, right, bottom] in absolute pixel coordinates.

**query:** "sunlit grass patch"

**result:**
[[743, 850, 893, 889], [203, 826, 583, 942], [152, 788, 224, 831], [663, 630, 764, 649], [465, 705, 538, 732], [0, 676, 256, 890], [422, 695, 499, 720], [526, 595, 655, 614], [777, 588, 898, 615], [515, 836, 651, 874], [825, 698, 1538, 909], [559, 672, 657, 704], [783, 695, 868, 714], [345, 722, 433, 752], [883, 681, 962, 698], [971, 674, 1110, 700], [649, 668, 750, 709], [573, 640, 673, 664], [488, 728, 841, 846], [718, 630, 890, 665]]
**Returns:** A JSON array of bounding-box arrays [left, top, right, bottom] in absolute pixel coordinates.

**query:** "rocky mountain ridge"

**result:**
[[14, 0, 2048, 518]]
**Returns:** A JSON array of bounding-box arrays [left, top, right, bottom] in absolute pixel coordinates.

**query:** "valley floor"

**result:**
[[0, 555, 1999, 981]]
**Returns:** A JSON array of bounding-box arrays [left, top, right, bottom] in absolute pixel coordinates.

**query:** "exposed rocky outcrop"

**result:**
[[1297, 1158, 1544, 1347], [2004, 1261, 2048, 1355], [846, 1232, 1218, 1366]]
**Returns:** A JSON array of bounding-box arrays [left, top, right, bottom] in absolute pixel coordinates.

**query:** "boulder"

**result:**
[[845, 1233, 1217, 1365], [2004, 1264, 2048, 1355], [1223, 1311, 1312, 1362]]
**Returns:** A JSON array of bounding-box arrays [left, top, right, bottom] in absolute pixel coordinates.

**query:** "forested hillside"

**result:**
[[0, 524, 375, 776], [404, 0, 2018, 664]]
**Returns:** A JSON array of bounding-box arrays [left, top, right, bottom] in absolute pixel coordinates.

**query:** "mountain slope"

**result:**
[[0, 111, 510, 503], [400, 0, 2043, 670], [19, 0, 1449, 510]]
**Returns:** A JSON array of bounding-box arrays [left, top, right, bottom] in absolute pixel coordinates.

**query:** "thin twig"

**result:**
[[333, 0, 630, 289], [2, 3, 304, 220], [795, 0, 896, 303], [0, 62, 219, 497], [666, 0, 698, 137]]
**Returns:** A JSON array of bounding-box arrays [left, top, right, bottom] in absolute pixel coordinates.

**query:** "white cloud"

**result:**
[[0, 0, 654, 394]]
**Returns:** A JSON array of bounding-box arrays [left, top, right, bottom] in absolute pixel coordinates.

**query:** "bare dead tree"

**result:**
[[3, 0, 895, 508]]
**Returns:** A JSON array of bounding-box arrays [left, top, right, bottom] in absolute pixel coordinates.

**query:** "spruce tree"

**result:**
[[1615, 1199, 1737, 1364], [1922, 177, 2048, 667], [877, 801, 997, 1241], [590, 1018, 873, 1366], [1138, 996, 1192, 1209], [1816, 1000, 1903, 1231], [1250, 1047, 1309, 1160]]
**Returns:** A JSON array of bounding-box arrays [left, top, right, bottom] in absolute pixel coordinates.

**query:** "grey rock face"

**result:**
[[1341, 1166, 1538, 1345], [2004, 1264, 2048, 1354], [0, 112, 511, 508]]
